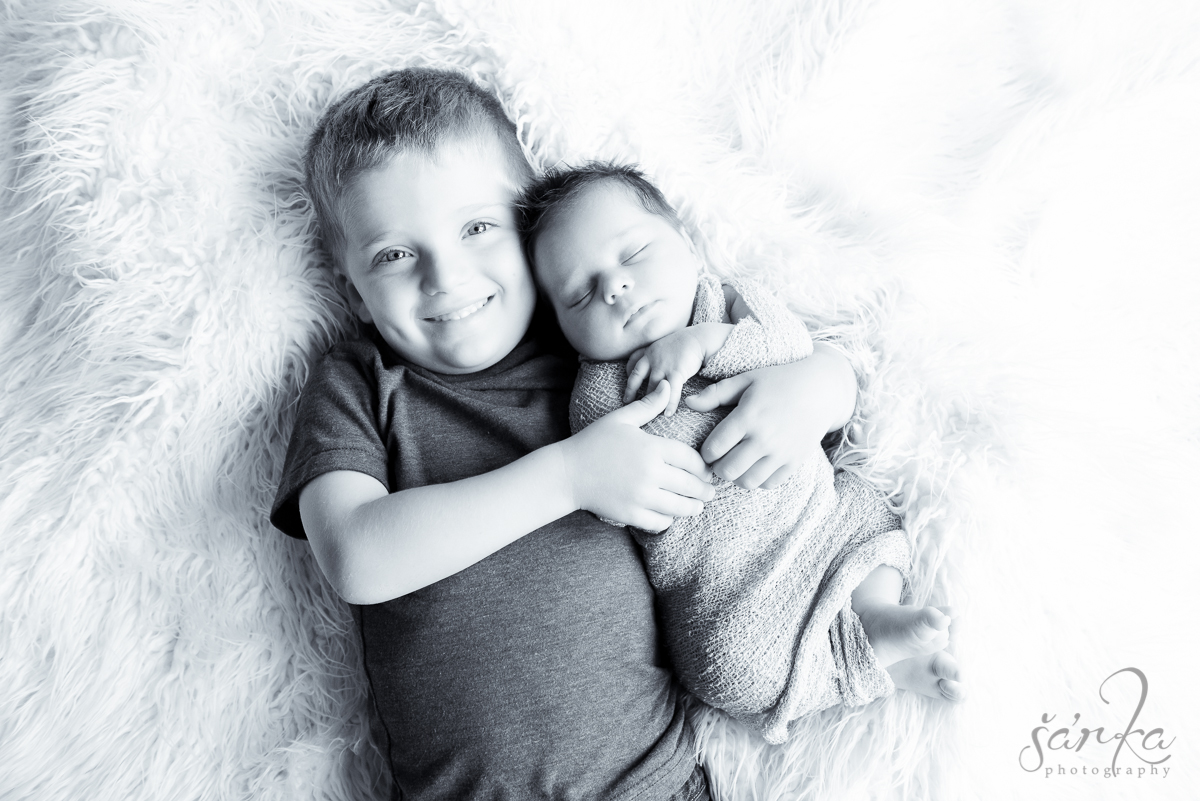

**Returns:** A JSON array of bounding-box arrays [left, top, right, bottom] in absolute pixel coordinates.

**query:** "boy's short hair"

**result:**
[[305, 68, 532, 263], [517, 162, 683, 269]]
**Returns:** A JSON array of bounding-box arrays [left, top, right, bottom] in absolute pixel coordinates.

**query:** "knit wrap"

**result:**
[[569, 274, 910, 743]]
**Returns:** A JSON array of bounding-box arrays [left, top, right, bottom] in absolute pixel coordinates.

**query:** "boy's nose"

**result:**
[[602, 274, 633, 305], [420, 251, 469, 295]]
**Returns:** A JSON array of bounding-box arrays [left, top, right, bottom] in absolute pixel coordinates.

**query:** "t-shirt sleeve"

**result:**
[[269, 344, 391, 539]]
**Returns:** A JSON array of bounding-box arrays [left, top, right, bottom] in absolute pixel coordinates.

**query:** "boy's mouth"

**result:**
[[425, 295, 494, 323]]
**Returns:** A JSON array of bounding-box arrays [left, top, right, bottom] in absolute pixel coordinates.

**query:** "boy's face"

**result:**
[[335, 139, 536, 375], [534, 182, 699, 361]]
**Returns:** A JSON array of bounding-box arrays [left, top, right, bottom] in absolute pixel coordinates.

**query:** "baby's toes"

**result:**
[[917, 607, 951, 634], [931, 651, 966, 702], [936, 606, 958, 633], [910, 608, 951, 651], [931, 650, 959, 680], [939, 678, 967, 702]]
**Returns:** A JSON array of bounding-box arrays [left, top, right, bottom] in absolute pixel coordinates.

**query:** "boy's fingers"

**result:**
[[658, 465, 716, 502], [609, 379, 669, 426], [648, 490, 704, 519], [710, 439, 763, 484], [632, 511, 673, 533], [684, 373, 751, 413], [683, 388, 714, 413], [731, 455, 779, 490], [661, 439, 712, 480], [700, 412, 748, 463], [759, 463, 795, 490]]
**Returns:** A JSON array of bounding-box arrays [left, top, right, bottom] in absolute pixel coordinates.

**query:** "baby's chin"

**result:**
[[573, 336, 653, 364]]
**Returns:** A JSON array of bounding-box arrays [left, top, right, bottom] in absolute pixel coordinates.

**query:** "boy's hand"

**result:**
[[624, 324, 734, 415], [562, 380, 715, 531], [685, 343, 857, 490]]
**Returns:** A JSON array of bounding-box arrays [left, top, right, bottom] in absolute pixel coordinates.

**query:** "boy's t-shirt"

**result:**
[[270, 328, 694, 801]]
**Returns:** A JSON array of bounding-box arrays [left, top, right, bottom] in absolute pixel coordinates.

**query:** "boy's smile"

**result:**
[[336, 140, 536, 374], [533, 181, 699, 361]]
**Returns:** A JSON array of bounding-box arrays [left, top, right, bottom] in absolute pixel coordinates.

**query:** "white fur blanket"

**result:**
[[1, 1, 1197, 799]]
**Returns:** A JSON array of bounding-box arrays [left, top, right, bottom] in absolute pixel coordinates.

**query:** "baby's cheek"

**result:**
[[560, 315, 602, 359]]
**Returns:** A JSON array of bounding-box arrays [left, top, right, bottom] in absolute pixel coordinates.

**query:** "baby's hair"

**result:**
[[304, 67, 532, 263], [516, 162, 682, 269]]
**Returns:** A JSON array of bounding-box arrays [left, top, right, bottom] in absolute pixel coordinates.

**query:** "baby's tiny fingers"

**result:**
[[625, 357, 650, 403], [665, 374, 685, 417], [626, 347, 647, 374]]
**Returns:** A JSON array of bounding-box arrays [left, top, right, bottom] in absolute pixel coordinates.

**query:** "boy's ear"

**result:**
[[333, 265, 374, 324]]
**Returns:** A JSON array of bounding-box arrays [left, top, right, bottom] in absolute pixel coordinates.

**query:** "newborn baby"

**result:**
[[519, 163, 964, 742]]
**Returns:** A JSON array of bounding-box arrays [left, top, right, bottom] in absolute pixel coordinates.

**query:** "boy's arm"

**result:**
[[683, 279, 848, 491], [300, 381, 713, 605], [687, 342, 857, 490]]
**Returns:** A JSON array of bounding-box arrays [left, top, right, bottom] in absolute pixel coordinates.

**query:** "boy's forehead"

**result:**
[[340, 138, 526, 235], [373, 139, 520, 193]]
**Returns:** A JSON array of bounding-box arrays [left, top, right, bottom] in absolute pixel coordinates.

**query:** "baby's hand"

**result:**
[[561, 380, 715, 531], [624, 324, 733, 415]]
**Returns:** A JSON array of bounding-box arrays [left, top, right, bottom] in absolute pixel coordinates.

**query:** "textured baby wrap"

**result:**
[[569, 275, 911, 743]]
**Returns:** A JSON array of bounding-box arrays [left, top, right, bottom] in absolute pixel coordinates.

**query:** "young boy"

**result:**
[[271, 69, 862, 800], [518, 163, 965, 743]]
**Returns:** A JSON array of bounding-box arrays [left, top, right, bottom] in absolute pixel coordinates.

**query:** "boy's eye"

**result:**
[[465, 221, 495, 237], [376, 248, 412, 265]]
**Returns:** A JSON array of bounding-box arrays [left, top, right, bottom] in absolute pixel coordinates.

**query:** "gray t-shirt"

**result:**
[[271, 329, 694, 801]]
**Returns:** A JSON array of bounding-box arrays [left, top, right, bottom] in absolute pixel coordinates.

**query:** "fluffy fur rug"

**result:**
[[2, 1, 1197, 799]]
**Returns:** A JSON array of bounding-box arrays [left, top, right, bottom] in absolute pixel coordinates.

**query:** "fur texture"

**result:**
[[2, 1, 1197, 799]]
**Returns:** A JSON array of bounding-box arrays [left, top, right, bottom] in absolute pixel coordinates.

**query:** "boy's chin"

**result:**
[[419, 339, 521, 375]]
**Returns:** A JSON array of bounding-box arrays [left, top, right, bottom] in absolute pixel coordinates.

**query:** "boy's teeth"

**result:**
[[429, 297, 489, 322]]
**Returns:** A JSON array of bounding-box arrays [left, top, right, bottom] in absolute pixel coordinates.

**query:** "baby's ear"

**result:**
[[333, 266, 374, 324], [679, 226, 705, 264]]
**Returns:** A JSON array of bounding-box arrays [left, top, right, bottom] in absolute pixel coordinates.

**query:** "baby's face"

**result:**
[[534, 182, 699, 361], [335, 139, 536, 374]]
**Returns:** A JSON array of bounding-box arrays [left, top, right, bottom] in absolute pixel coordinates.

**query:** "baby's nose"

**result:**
[[603, 276, 633, 304]]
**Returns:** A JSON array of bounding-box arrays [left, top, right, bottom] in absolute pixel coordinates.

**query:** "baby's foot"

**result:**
[[887, 650, 965, 702], [856, 604, 951, 667]]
